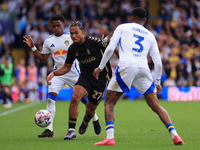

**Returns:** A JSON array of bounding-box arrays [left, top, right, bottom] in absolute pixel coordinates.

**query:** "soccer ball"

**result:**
[[34, 109, 52, 127]]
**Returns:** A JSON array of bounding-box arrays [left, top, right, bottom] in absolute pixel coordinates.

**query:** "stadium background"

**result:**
[[0, 0, 200, 102]]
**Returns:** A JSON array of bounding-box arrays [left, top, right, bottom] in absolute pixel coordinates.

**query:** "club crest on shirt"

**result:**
[[75, 52, 79, 56], [86, 48, 91, 55], [65, 40, 69, 46], [101, 40, 108, 47]]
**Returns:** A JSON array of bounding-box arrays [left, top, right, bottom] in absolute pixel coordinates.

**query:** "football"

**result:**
[[34, 109, 52, 127]]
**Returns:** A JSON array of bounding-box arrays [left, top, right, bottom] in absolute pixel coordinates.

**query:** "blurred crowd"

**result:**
[[1, 0, 200, 105]]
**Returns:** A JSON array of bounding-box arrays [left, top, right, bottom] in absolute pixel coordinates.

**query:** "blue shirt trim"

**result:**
[[119, 38, 124, 52]]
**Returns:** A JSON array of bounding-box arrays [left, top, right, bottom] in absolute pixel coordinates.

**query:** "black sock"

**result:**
[[68, 118, 76, 129], [3, 93, 9, 104], [83, 114, 93, 123]]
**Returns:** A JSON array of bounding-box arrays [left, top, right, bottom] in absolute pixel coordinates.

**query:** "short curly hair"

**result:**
[[131, 7, 146, 19], [50, 14, 65, 23]]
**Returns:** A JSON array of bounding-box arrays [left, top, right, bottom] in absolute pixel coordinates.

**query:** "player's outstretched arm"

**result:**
[[23, 35, 50, 63], [46, 63, 72, 85], [23, 35, 34, 48]]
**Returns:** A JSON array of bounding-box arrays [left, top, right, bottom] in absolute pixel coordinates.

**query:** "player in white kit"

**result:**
[[93, 7, 184, 146], [23, 15, 99, 138]]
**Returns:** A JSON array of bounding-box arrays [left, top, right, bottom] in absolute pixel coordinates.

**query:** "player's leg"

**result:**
[[68, 76, 99, 122], [95, 67, 133, 146], [38, 76, 65, 138], [134, 67, 184, 145], [80, 77, 110, 135], [79, 96, 100, 131], [38, 92, 57, 138], [79, 100, 99, 134], [64, 85, 88, 140], [94, 90, 122, 146], [144, 92, 184, 145], [2, 86, 12, 108]]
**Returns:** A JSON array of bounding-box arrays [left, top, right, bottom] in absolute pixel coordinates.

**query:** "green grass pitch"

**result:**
[[0, 99, 200, 150]]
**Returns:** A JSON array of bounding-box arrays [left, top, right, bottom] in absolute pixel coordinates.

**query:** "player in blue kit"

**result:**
[[93, 7, 184, 146]]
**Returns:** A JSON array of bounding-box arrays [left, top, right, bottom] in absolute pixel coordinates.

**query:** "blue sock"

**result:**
[[80, 97, 88, 105], [47, 94, 57, 101], [106, 121, 114, 131], [166, 123, 175, 132]]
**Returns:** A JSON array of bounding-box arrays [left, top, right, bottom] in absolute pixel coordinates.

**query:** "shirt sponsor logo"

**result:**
[[80, 57, 95, 64], [54, 49, 68, 56]]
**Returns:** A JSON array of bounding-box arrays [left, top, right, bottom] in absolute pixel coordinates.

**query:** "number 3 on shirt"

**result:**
[[132, 34, 144, 52]]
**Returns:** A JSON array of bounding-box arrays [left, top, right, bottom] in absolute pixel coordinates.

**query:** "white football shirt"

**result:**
[[42, 31, 80, 76], [113, 23, 160, 69], [99, 22, 162, 83]]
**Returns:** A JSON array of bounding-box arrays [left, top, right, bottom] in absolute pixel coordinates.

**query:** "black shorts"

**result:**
[[75, 74, 109, 105]]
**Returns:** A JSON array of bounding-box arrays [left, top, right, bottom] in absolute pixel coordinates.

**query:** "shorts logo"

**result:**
[[54, 49, 68, 56], [65, 40, 69, 46]]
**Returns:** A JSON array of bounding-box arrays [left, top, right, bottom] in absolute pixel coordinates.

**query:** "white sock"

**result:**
[[106, 128, 114, 139], [170, 130, 178, 139], [69, 128, 75, 131], [92, 112, 98, 121], [46, 98, 55, 131]]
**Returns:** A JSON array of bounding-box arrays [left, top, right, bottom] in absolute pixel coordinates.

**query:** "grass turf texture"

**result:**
[[0, 99, 199, 150]]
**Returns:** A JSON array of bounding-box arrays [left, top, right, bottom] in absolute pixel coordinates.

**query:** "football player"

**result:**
[[23, 15, 100, 138]]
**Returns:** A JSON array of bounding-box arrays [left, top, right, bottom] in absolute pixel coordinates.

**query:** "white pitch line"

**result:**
[[0, 102, 42, 117]]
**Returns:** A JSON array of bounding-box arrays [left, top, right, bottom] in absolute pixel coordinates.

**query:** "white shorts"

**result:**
[[107, 66, 156, 94], [48, 73, 79, 94]]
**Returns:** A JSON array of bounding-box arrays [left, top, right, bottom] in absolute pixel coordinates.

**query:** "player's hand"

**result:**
[[93, 68, 102, 80], [46, 72, 54, 85], [23, 35, 34, 48], [155, 84, 162, 94], [101, 34, 109, 40]]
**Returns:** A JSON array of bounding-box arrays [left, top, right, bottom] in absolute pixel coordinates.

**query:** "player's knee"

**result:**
[[86, 107, 95, 115], [71, 94, 80, 104]]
